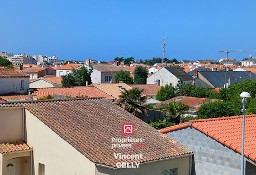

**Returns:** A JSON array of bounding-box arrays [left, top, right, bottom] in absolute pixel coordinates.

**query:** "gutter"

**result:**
[[2, 149, 33, 156]]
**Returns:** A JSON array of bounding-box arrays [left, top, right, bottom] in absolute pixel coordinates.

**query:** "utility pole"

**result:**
[[162, 36, 166, 66]]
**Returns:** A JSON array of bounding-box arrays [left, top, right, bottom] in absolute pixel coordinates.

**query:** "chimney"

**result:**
[[192, 76, 196, 85], [85, 58, 90, 66], [194, 69, 198, 78], [114, 61, 120, 66], [19, 64, 23, 70], [227, 78, 231, 87]]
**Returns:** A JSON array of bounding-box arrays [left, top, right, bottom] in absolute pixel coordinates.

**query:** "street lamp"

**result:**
[[240, 92, 251, 175]]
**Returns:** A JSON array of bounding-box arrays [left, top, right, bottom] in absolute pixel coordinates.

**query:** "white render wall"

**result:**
[[56, 69, 72, 77], [0, 77, 29, 95], [147, 68, 180, 87], [25, 110, 96, 175], [241, 61, 256, 67], [91, 69, 102, 83]]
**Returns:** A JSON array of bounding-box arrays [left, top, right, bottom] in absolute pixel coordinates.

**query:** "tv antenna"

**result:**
[[162, 36, 166, 66]]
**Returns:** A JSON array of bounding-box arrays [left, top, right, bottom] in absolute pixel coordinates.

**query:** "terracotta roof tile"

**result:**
[[161, 115, 256, 162], [155, 96, 208, 108], [93, 83, 132, 99], [33, 86, 114, 100], [4, 99, 191, 167], [93, 64, 123, 72], [242, 67, 256, 73], [43, 77, 62, 85], [0, 95, 33, 101], [120, 66, 136, 73], [56, 64, 81, 70], [0, 68, 29, 77], [160, 122, 191, 133], [130, 84, 160, 96], [0, 142, 31, 153], [23, 67, 45, 73], [22, 64, 38, 68]]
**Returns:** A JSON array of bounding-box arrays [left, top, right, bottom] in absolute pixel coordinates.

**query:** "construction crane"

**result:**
[[219, 49, 256, 59]]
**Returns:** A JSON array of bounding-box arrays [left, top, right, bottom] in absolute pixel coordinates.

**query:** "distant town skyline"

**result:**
[[1, 0, 256, 61]]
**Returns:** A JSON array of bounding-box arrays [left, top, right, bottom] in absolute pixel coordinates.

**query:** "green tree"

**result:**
[[219, 80, 256, 101], [197, 101, 240, 118], [116, 88, 146, 118], [62, 66, 91, 87], [134, 66, 148, 84], [123, 57, 135, 66], [159, 102, 189, 124], [176, 84, 219, 99], [156, 84, 175, 101], [115, 70, 133, 84], [114, 57, 124, 62], [246, 97, 256, 114], [0, 56, 13, 68]]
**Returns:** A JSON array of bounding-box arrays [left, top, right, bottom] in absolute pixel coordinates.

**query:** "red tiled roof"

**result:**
[[43, 77, 62, 85], [160, 122, 191, 133], [4, 99, 191, 168], [242, 67, 256, 73], [0, 68, 29, 77], [93, 83, 132, 99], [0, 95, 32, 101], [23, 67, 45, 73], [155, 96, 208, 107], [130, 84, 160, 96], [160, 115, 256, 162], [0, 142, 31, 153], [93, 64, 123, 72], [33, 86, 114, 100], [22, 64, 38, 68], [56, 64, 81, 70], [120, 66, 136, 73]]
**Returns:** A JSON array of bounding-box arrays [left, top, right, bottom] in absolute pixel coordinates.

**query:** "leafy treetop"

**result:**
[[134, 66, 148, 84], [62, 66, 91, 87], [115, 70, 134, 84]]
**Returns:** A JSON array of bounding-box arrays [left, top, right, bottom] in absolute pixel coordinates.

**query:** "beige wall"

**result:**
[[96, 156, 191, 175], [0, 108, 24, 143], [25, 110, 96, 175], [0, 154, 2, 175], [2, 154, 31, 175]]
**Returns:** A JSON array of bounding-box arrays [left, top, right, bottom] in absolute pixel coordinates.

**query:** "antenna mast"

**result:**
[[162, 36, 166, 66]]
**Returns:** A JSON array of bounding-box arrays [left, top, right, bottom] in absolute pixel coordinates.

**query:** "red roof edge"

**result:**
[[160, 122, 191, 134]]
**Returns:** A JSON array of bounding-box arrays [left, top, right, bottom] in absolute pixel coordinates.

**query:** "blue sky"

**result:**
[[1, 0, 256, 61]]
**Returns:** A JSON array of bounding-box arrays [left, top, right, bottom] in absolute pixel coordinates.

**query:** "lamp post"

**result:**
[[240, 92, 251, 175]]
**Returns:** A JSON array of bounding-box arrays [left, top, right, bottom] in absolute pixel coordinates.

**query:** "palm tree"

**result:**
[[159, 102, 189, 124], [115, 88, 146, 118]]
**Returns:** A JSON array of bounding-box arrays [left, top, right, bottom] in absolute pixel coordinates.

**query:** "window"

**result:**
[[162, 168, 178, 175], [38, 163, 45, 175], [104, 75, 112, 83], [59, 71, 64, 76], [20, 80, 24, 90]]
